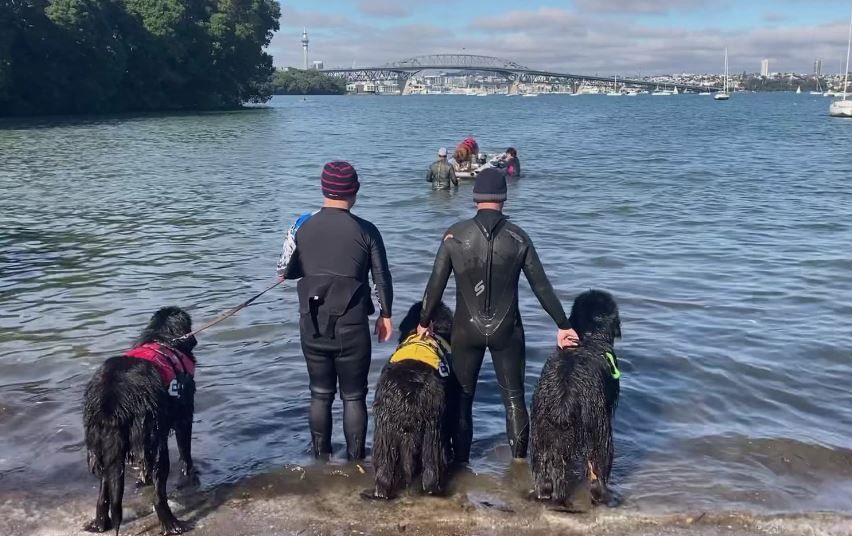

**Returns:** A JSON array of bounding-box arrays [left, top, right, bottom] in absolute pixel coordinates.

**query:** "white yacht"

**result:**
[[714, 48, 731, 101], [830, 12, 852, 117], [606, 75, 621, 96]]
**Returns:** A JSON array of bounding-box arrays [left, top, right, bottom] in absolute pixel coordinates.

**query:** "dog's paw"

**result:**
[[83, 518, 112, 533], [159, 518, 187, 535], [360, 489, 392, 501], [135, 474, 153, 488]]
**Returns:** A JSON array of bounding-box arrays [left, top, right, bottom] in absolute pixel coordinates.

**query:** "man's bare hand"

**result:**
[[558, 328, 579, 349], [416, 323, 432, 339], [375, 316, 393, 343]]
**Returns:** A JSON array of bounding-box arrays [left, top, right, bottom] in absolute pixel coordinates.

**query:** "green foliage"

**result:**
[[270, 68, 346, 95], [740, 75, 825, 92], [0, 0, 280, 115]]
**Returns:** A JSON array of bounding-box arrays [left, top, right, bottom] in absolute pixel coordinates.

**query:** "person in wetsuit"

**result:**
[[503, 147, 521, 178], [279, 161, 394, 460], [417, 168, 578, 462], [426, 147, 458, 190]]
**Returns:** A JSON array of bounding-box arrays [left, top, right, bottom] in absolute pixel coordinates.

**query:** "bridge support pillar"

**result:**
[[393, 72, 412, 95], [507, 75, 521, 96]]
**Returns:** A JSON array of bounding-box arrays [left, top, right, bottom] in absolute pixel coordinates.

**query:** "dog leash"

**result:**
[[175, 279, 285, 341]]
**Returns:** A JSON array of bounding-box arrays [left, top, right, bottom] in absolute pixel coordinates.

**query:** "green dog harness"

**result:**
[[605, 351, 621, 380]]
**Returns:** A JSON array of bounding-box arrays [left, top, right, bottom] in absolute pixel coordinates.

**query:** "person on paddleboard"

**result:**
[[417, 168, 577, 463], [277, 161, 394, 460]]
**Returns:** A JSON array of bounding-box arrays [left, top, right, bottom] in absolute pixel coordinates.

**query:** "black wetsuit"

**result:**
[[419, 209, 569, 461], [282, 207, 393, 460]]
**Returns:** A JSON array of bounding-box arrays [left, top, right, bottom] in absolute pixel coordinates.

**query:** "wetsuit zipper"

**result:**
[[485, 230, 494, 316]]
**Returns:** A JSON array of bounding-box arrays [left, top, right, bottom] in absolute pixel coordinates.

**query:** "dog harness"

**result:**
[[125, 342, 195, 398], [389, 333, 451, 378], [605, 351, 621, 380]]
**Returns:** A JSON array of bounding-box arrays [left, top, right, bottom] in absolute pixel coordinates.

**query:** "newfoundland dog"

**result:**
[[82, 306, 198, 534], [530, 290, 622, 509], [369, 301, 455, 499]]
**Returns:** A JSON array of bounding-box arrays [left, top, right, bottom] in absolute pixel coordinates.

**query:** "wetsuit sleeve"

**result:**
[[420, 237, 453, 327], [522, 237, 571, 329], [450, 166, 458, 186], [277, 228, 304, 280], [367, 224, 394, 318], [280, 247, 304, 280], [426, 164, 434, 182]]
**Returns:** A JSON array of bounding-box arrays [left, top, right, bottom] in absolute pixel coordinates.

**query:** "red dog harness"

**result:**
[[125, 343, 195, 388]]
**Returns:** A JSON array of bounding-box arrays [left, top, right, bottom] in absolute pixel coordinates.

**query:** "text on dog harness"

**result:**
[[125, 343, 196, 398]]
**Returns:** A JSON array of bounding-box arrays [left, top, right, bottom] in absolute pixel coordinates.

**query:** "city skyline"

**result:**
[[270, 1, 852, 75]]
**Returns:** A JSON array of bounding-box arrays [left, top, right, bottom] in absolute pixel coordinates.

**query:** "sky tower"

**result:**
[[301, 28, 309, 70]]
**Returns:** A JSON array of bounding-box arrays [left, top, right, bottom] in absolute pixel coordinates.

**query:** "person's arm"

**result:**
[[367, 224, 393, 319], [419, 236, 453, 327], [450, 166, 458, 187], [426, 164, 434, 183], [276, 229, 303, 280], [521, 235, 570, 330]]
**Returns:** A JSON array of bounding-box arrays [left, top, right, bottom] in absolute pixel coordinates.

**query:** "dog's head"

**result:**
[[397, 301, 453, 344], [136, 306, 197, 354], [569, 290, 621, 343]]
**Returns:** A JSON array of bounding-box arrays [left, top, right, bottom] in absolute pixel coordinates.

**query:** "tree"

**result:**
[[0, 0, 281, 115], [270, 68, 346, 95]]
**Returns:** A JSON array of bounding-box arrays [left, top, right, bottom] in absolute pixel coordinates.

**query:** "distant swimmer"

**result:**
[[417, 168, 578, 463], [426, 147, 458, 190], [277, 161, 394, 461]]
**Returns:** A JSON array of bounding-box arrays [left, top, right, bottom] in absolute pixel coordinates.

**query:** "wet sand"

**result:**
[[4, 463, 850, 536]]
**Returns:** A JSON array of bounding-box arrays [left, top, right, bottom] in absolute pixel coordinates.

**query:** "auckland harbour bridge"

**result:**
[[319, 54, 718, 94]]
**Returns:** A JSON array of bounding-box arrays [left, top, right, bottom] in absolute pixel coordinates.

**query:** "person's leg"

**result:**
[[450, 321, 487, 464], [489, 322, 528, 459], [301, 318, 337, 458], [335, 322, 372, 460]]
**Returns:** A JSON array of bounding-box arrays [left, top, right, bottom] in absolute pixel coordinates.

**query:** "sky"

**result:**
[[268, 1, 852, 76]]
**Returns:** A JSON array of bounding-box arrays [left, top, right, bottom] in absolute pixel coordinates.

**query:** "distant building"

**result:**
[[761, 59, 769, 77], [312, 60, 323, 70], [301, 28, 309, 70], [814, 58, 822, 76]]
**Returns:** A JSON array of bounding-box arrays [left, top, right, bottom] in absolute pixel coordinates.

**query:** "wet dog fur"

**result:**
[[82, 307, 197, 535], [530, 290, 622, 509], [369, 301, 455, 499]]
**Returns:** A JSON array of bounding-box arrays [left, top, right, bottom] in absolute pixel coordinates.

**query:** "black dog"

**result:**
[[530, 290, 622, 508], [369, 301, 455, 499], [83, 307, 198, 535]]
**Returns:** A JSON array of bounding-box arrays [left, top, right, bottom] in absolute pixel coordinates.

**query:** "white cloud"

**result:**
[[268, 6, 852, 75]]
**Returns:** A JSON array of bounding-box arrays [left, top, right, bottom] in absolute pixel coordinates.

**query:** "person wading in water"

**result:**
[[278, 161, 394, 460], [417, 167, 578, 463], [426, 147, 458, 190]]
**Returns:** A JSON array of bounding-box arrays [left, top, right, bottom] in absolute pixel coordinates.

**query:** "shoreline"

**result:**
[[4, 464, 850, 536]]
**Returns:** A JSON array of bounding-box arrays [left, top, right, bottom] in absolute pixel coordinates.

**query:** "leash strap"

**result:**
[[175, 279, 285, 341]]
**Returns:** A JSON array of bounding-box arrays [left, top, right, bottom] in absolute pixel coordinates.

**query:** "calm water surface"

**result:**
[[1, 93, 851, 514]]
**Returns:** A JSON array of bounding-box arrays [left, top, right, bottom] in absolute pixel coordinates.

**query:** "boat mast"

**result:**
[[844, 12, 851, 101], [724, 48, 729, 93]]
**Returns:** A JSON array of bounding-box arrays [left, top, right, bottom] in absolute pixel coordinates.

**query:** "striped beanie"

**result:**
[[321, 161, 360, 199], [473, 167, 507, 203]]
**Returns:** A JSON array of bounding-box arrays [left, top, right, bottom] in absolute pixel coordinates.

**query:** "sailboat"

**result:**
[[811, 77, 823, 95], [830, 11, 852, 117], [714, 48, 731, 101], [673, 86, 680, 95], [796, 85, 802, 94], [606, 75, 621, 96]]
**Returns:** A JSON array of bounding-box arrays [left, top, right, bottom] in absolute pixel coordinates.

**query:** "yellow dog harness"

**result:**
[[389, 333, 451, 378]]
